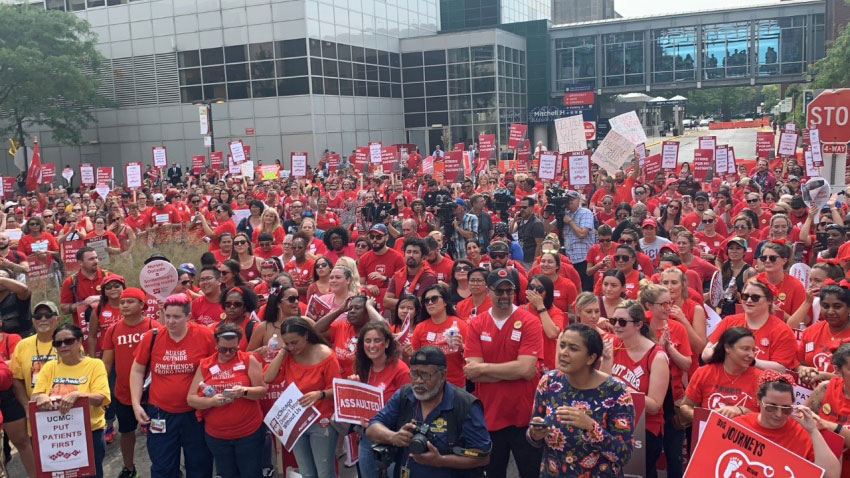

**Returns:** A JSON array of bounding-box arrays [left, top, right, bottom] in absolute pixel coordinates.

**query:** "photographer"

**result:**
[[366, 346, 491, 478], [436, 200, 478, 260], [470, 195, 493, 252], [510, 197, 544, 271], [561, 190, 595, 291]]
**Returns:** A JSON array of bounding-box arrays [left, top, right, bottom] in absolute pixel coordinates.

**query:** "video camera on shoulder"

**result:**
[[545, 185, 570, 217], [492, 188, 516, 222]]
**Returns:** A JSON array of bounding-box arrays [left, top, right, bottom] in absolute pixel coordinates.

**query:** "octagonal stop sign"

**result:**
[[807, 89, 850, 144]]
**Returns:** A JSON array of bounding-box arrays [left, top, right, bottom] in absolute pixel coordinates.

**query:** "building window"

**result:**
[[703, 22, 750, 79], [604, 32, 644, 87], [652, 27, 696, 84], [756, 17, 807, 76], [555, 36, 596, 91]]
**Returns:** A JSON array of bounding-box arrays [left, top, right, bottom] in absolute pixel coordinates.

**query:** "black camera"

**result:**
[[544, 185, 570, 218], [408, 421, 434, 455], [492, 188, 516, 222], [436, 201, 456, 224], [371, 443, 396, 470]]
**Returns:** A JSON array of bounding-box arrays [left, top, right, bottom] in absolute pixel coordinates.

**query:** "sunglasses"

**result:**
[[759, 255, 780, 263], [234, 240, 248, 246], [32, 312, 56, 320], [746, 198, 759, 204], [282, 295, 299, 303], [456, 265, 471, 272], [52, 337, 78, 347], [316, 262, 330, 269], [761, 401, 794, 415], [218, 346, 238, 354], [490, 253, 507, 259], [613, 255, 632, 262], [219, 270, 231, 275], [702, 219, 714, 224], [653, 300, 673, 308], [527, 284, 545, 293], [607, 317, 637, 327], [741, 293, 764, 303], [224, 301, 244, 308], [422, 296, 441, 305], [368, 234, 384, 240], [491, 288, 515, 296], [599, 238, 612, 243], [620, 239, 635, 245], [180, 280, 192, 286]]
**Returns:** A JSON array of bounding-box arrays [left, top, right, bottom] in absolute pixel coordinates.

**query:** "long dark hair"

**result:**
[[263, 285, 299, 323], [450, 259, 474, 291], [707, 327, 754, 364], [219, 284, 258, 312], [354, 321, 401, 384], [312, 256, 333, 281], [220, 259, 246, 286], [421, 284, 455, 320], [280, 316, 330, 346], [528, 274, 554, 310], [393, 294, 421, 328]]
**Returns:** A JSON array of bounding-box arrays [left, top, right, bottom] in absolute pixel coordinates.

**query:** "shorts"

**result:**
[[113, 399, 139, 434], [0, 388, 25, 423]]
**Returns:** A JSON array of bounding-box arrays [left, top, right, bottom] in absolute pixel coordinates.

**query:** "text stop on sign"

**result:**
[[807, 89, 850, 144]]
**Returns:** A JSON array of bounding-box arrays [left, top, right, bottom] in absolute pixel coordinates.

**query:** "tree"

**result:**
[[812, 0, 850, 88], [0, 5, 113, 176]]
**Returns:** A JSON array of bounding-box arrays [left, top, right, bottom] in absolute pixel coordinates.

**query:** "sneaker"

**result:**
[[104, 424, 115, 444], [117, 468, 137, 478]]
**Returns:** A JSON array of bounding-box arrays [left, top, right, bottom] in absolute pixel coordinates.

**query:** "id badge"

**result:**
[[150, 419, 166, 434], [400, 465, 409, 478]]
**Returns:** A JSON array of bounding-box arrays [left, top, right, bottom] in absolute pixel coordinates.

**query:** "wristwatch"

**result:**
[[537, 308, 547, 314], [835, 422, 843, 434]]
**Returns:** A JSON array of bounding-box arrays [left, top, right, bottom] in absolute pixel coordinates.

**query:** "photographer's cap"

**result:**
[[489, 241, 509, 254], [33, 301, 60, 316], [487, 268, 516, 288], [564, 190, 580, 199], [369, 224, 388, 236], [410, 346, 447, 367]]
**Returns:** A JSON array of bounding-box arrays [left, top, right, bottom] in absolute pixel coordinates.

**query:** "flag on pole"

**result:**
[[25, 140, 42, 190]]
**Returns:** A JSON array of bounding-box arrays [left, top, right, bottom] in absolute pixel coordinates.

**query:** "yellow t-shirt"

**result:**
[[32, 357, 111, 431], [10, 335, 56, 397]]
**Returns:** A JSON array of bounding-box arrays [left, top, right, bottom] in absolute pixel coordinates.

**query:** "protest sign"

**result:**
[[591, 130, 633, 174], [30, 399, 95, 478], [421, 156, 434, 175], [259, 164, 281, 181], [152, 146, 167, 168], [394, 311, 412, 346], [240, 160, 254, 180], [453, 142, 465, 151], [80, 164, 95, 185], [332, 378, 385, 425], [61, 238, 85, 275], [227, 155, 240, 176], [693, 149, 713, 180], [327, 153, 340, 172], [805, 150, 819, 177], [380, 146, 398, 173], [27, 254, 52, 284], [684, 411, 824, 478], [229, 140, 246, 164], [139, 259, 178, 301], [444, 150, 463, 182], [609, 111, 647, 146], [265, 383, 322, 452], [125, 162, 142, 190], [661, 141, 679, 170], [624, 393, 646, 478], [41, 163, 55, 184], [727, 147, 737, 173], [96, 167, 113, 186], [306, 294, 332, 321], [508, 123, 527, 149], [354, 147, 368, 170], [516, 139, 531, 163], [210, 151, 223, 170], [538, 152, 557, 180], [778, 131, 799, 156], [192, 155, 205, 174], [644, 154, 662, 180], [554, 115, 587, 153], [478, 134, 496, 159], [756, 132, 775, 157], [369, 142, 382, 164], [810, 128, 824, 167], [634, 143, 647, 165], [291, 153, 307, 177], [567, 152, 591, 186], [699, 136, 717, 155], [802, 177, 831, 210], [85, 235, 110, 266], [715, 145, 729, 175], [62, 166, 74, 183]]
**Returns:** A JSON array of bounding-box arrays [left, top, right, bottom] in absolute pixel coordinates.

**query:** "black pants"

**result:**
[[574, 260, 591, 293], [663, 421, 685, 478], [646, 430, 663, 478], [485, 426, 542, 478]]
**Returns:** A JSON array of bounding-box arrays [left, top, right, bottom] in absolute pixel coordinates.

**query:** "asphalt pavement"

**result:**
[[644, 125, 769, 162]]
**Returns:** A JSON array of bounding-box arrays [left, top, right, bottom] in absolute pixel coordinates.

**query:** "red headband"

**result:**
[[752, 274, 779, 298], [661, 264, 688, 274], [226, 287, 244, 296], [817, 258, 840, 266], [757, 369, 796, 388], [769, 238, 787, 246], [823, 279, 850, 289]]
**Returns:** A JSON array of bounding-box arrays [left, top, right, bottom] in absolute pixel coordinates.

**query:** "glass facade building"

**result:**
[[440, 0, 550, 32]]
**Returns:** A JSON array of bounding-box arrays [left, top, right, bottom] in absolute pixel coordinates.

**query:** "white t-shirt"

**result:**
[[639, 236, 672, 262]]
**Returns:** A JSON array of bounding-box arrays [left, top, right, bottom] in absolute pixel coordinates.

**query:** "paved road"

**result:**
[[645, 125, 769, 163]]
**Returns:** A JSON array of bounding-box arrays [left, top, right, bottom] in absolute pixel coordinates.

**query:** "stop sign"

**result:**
[[807, 89, 850, 143], [584, 121, 596, 141]]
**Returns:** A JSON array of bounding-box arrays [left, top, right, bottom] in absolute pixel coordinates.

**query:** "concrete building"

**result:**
[[552, 0, 618, 25]]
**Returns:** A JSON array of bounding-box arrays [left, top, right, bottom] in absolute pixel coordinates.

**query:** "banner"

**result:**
[[662, 141, 679, 170], [30, 399, 95, 478], [332, 378, 385, 425], [554, 114, 587, 153], [778, 131, 798, 156], [80, 163, 95, 185], [327, 153, 340, 172], [684, 411, 824, 478], [644, 154, 662, 179], [591, 130, 633, 174], [355, 147, 368, 170], [507, 123, 527, 149], [715, 145, 729, 176], [192, 155, 205, 175], [125, 162, 142, 190], [199, 106, 209, 135], [209, 151, 223, 171], [756, 132, 775, 158], [139, 259, 178, 301], [609, 111, 647, 146], [694, 149, 713, 180], [380, 146, 397, 173], [444, 150, 462, 183], [538, 152, 557, 180], [258, 164, 281, 181], [62, 238, 85, 275], [229, 140, 247, 164], [810, 128, 824, 167], [264, 383, 322, 452], [291, 153, 307, 177], [567, 152, 591, 186], [41, 163, 55, 184], [369, 142, 382, 164], [152, 146, 167, 168]]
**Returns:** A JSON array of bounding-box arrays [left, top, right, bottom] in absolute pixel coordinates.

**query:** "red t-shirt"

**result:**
[[464, 307, 543, 431], [611, 340, 668, 435], [455, 296, 491, 319], [263, 351, 341, 419], [315, 212, 341, 231], [60, 269, 108, 305], [92, 303, 122, 353], [198, 351, 264, 439], [285, 259, 315, 301], [328, 320, 359, 377], [654, 320, 693, 401], [190, 295, 224, 327], [102, 318, 159, 404], [252, 226, 285, 246], [0, 333, 21, 362], [694, 231, 727, 256], [254, 245, 283, 260], [734, 412, 815, 462], [710, 314, 799, 369], [521, 305, 565, 372], [134, 322, 216, 413], [797, 321, 850, 373], [550, 276, 578, 314], [685, 363, 762, 412], [770, 274, 806, 319], [410, 317, 469, 388], [210, 221, 237, 251], [367, 360, 410, 403], [593, 269, 642, 300], [124, 214, 147, 234], [357, 249, 405, 303], [17, 232, 59, 256]]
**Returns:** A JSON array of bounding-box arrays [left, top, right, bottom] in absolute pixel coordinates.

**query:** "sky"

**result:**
[[614, 0, 778, 18]]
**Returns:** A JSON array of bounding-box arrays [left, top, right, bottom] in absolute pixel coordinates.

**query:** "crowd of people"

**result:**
[[0, 142, 849, 478]]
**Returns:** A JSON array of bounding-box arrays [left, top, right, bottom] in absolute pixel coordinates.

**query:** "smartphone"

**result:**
[[817, 232, 828, 250], [528, 420, 548, 428]]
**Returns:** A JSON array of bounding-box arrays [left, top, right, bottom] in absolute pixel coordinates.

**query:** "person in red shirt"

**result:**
[[594, 244, 643, 300], [200, 204, 237, 252], [357, 224, 404, 309], [618, 230, 655, 276], [521, 275, 565, 372], [215, 285, 260, 352], [463, 268, 544, 478], [146, 193, 182, 245], [59, 246, 107, 316], [314, 196, 341, 231], [254, 232, 283, 260], [18, 216, 59, 260], [796, 282, 850, 387], [190, 267, 225, 327], [424, 234, 453, 284], [536, 252, 577, 314], [285, 234, 315, 302], [808, 343, 850, 476], [101, 287, 160, 477], [251, 208, 285, 245], [129, 294, 216, 478], [455, 267, 491, 318], [410, 285, 468, 387], [123, 202, 147, 237], [86, 273, 125, 357], [586, 224, 618, 284], [694, 210, 727, 262], [188, 322, 268, 478], [745, 192, 773, 231], [757, 241, 807, 319]]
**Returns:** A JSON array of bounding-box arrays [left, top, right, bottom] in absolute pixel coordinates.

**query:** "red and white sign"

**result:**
[[807, 89, 850, 144], [693, 149, 713, 180], [567, 151, 591, 186], [380, 146, 398, 172], [444, 150, 462, 182], [152, 146, 167, 168], [96, 167, 113, 191], [39, 163, 55, 184], [662, 141, 679, 170], [192, 155, 206, 175], [62, 238, 85, 275], [756, 132, 775, 158], [508, 123, 527, 149], [80, 163, 95, 185], [264, 383, 321, 452], [327, 153, 340, 172], [0, 177, 13, 198], [245, 127, 255, 136], [209, 151, 223, 170], [563, 90, 595, 107], [684, 411, 824, 478], [291, 152, 307, 177], [584, 121, 597, 140], [354, 147, 368, 170], [478, 133, 496, 159], [823, 143, 848, 154], [538, 152, 557, 180], [810, 127, 824, 167], [30, 399, 96, 478], [332, 378, 385, 425], [715, 145, 729, 175], [125, 162, 142, 190], [644, 154, 663, 179], [139, 259, 178, 301], [229, 140, 247, 164]]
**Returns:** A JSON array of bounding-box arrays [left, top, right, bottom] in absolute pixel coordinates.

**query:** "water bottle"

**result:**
[[724, 279, 736, 302], [199, 381, 216, 398], [268, 334, 280, 353], [444, 321, 460, 353]]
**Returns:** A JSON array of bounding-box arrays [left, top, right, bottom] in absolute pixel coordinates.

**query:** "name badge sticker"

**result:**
[[510, 330, 522, 342], [480, 334, 492, 342]]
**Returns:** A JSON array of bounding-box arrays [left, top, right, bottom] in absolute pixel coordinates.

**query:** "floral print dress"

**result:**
[[527, 370, 635, 478]]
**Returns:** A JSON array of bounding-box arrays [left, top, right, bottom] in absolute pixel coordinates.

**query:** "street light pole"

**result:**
[[208, 103, 215, 153]]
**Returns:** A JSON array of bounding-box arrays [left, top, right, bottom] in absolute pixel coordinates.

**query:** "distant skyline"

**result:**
[[614, 0, 779, 18]]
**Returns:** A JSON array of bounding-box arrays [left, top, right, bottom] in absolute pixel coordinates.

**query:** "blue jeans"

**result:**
[[204, 425, 265, 478], [89, 428, 105, 478], [357, 431, 394, 478], [105, 369, 116, 424], [144, 405, 213, 478], [291, 422, 338, 478]]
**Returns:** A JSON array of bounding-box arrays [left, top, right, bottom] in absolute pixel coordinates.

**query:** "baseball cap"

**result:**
[[409, 346, 447, 367], [178, 263, 197, 276], [369, 224, 389, 236], [493, 222, 509, 236], [789, 175, 800, 182], [454, 198, 466, 207], [694, 192, 709, 201], [727, 237, 748, 250], [790, 196, 806, 209], [565, 190, 580, 199], [489, 241, 509, 254], [659, 243, 679, 255], [33, 301, 60, 316], [486, 268, 517, 289], [120, 287, 147, 303], [642, 218, 658, 228], [152, 193, 165, 202], [102, 274, 126, 287]]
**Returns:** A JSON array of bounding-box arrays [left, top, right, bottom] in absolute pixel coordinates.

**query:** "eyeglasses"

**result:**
[[223, 301, 244, 308], [760, 401, 794, 415], [759, 255, 780, 263], [52, 337, 78, 347], [218, 346, 238, 354], [490, 253, 507, 259], [613, 255, 632, 262], [469, 278, 485, 284], [620, 239, 635, 245], [368, 234, 384, 240], [635, 190, 646, 195], [410, 370, 438, 381], [32, 312, 56, 320], [702, 219, 715, 224], [653, 300, 673, 308], [746, 198, 759, 204], [734, 224, 749, 230], [607, 317, 637, 327], [192, 200, 201, 204], [282, 295, 299, 304], [741, 293, 765, 303], [199, 276, 216, 283], [316, 262, 330, 269], [527, 284, 545, 293], [234, 240, 248, 246], [599, 238, 612, 243], [455, 265, 471, 272], [180, 280, 192, 286], [422, 295, 441, 305], [490, 288, 515, 296], [219, 270, 231, 276]]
